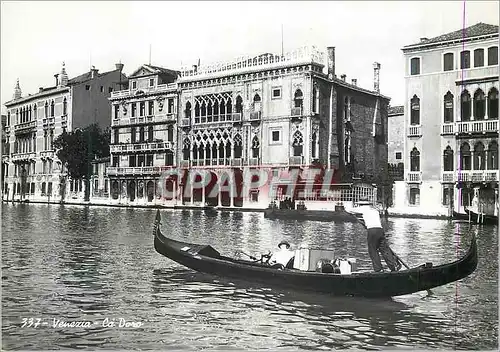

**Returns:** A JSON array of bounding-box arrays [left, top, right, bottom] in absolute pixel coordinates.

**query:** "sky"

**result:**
[[1, 1, 499, 113]]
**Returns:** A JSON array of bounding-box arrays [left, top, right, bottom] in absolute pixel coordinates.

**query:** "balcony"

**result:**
[[40, 150, 55, 158], [181, 118, 191, 127], [110, 83, 177, 99], [106, 166, 172, 176], [231, 158, 243, 167], [110, 142, 173, 153], [442, 123, 455, 135], [249, 111, 262, 122], [408, 125, 422, 137], [289, 156, 304, 166], [11, 152, 37, 161], [232, 113, 242, 122], [249, 158, 260, 166], [291, 107, 303, 117], [457, 120, 499, 135], [407, 171, 421, 183], [457, 170, 499, 183], [14, 121, 37, 134], [441, 171, 455, 183]]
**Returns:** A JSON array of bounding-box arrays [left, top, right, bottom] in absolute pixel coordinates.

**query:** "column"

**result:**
[[217, 175, 222, 207], [485, 96, 489, 120], [201, 184, 206, 205]]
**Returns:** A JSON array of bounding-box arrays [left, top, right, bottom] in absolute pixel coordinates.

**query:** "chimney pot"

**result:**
[[327, 46, 335, 79], [373, 62, 381, 93], [39, 87, 44, 93], [341, 74, 346, 81], [91, 66, 99, 79], [420, 37, 429, 42], [54, 74, 59, 87], [352, 79, 357, 86]]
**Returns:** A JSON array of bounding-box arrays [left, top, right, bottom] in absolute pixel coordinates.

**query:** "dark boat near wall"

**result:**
[[153, 211, 478, 297], [263, 208, 360, 222], [453, 209, 498, 226]]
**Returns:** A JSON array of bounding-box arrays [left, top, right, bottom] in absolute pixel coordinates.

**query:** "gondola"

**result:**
[[263, 208, 360, 222], [153, 210, 478, 297], [453, 209, 498, 226]]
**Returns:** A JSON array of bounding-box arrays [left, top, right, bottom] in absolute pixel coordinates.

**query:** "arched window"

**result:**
[[207, 101, 213, 117], [235, 96, 243, 114], [410, 147, 420, 171], [50, 100, 55, 117], [311, 132, 317, 159], [488, 88, 498, 119], [312, 87, 319, 113], [344, 97, 349, 121], [473, 89, 485, 120], [148, 125, 154, 142], [292, 131, 303, 157], [460, 143, 471, 170], [139, 126, 145, 142], [234, 134, 242, 158], [487, 141, 498, 170], [185, 101, 191, 118], [294, 89, 303, 108], [167, 125, 173, 142], [473, 142, 486, 170], [444, 92, 454, 123], [33, 104, 37, 119], [253, 94, 261, 103], [474, 48, 484, 67], [131, 127, 136, 143], [410, 95, 420, 125], [114, 128, 119, 144], [194, 102, 200, 117], [44, 102, 48, 118], [488, 46, 498, 66], [220, 100, 226, 116], [213, 101, 219, 118], [182, 138, 191, 160], [253, 94, 261, 112], [226, 97, 232, 114], [443, 146, 454, 171], [63, 98, 67, 115], [460, 50, 470, 69], [251, 136, 260, 158], [28, 106, 32, 120], [461, 91, 471, 121], [201, 101, 206, 117]]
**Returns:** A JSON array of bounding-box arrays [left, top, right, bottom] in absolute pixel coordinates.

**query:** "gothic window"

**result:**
[[167, 125, 173, 142], [460, 142, 471, 170], [148, 101, 154, 116], [474, 48, 484, 67], [140, 102, 145, 116], [131, 127, 136, 143], [182, 138, 191, 160], [444, 92, 454, 123], [225, 141, 232, 158], [44, 102, 49, 118], [33, 104, 37, 118], [251, 136, 260, 158], [28, 106, 32, 120], [185, 101, 191, 119], [443, 53, 454, 71], [50, 100, 55, 117], [253, 94, 261, 103], [294, 89, 303, 109], [148, 125, 154, 142], [473, 89, 485, 120], [131, 103, 137, 117], [410, 95, 420, 125], [234, 134, 242, 158], [194, 102, 200, 117], [201, 101, 206, 117], [139, 126, 145, 142], [235, 96, 243, 114], [292, 131, 304, 157], [443, 146, 454, 171], [311, 132, 317, 159], [488, 88, 498, 119], [213, 101, 219, 120], [410, 147, 420, 171], [343, 97, 349, 121], [226, 97, 232, 114], [487, 141, 498, 170], [488, 46, 498, 66], [460, 50, 470, 69], [461, 91, 471, 121], [473, 142, 486, 170], [344, 136, 351, 164], [312, 87, 319, 113]]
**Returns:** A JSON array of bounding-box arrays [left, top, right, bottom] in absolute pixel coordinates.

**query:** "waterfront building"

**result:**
[[107, 64, 179, 204], [173, 46, 390, 209], [106, 46, 390, 209], [394, 23, 499, 217], [2, 63, 126, 202]]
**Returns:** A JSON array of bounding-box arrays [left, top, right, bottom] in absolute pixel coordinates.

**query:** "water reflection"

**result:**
[[1, 204, 497, 350]]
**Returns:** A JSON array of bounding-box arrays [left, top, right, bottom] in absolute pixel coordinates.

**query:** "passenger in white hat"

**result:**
[[269, 241, 295, 268]]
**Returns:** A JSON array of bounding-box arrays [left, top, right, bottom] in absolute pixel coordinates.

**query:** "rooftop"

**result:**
[[404, 23, 499, 50], [388, 105, 404, 115]]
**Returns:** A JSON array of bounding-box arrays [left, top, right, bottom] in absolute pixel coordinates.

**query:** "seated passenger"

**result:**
[[270, 241, 295, 267]]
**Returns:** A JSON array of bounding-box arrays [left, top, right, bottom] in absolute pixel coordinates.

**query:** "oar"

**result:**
[[237, 250, 257, 261], [390, 247, 433, 296]]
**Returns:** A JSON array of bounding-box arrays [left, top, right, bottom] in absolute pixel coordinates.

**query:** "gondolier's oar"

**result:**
[[237, 251, 257, 261], [390, 248, 433, 296]]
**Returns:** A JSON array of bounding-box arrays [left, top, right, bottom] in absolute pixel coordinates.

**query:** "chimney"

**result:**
[[351, 79, 357, 86], [91, 66, 99, 79], [115, 63, 124, 72], [39, 87, 44, 93], [13, 79, 22, 100], [54, 74, 59, 87], [341, 74, 346, 82], [327, 46, 335, 79], [373, 62, 381, 93], [420, 37, 429, 42], [59, 62, 68, 87]]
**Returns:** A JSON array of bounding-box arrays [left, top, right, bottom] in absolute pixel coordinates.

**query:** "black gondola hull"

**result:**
[[264, 209, 359, 222], [154, 212, 478, 297]]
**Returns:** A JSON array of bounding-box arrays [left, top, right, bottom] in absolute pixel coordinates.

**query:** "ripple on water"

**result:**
[[1, 205, 498, 350]]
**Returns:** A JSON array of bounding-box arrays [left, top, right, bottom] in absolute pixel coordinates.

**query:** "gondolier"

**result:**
[[346, 200, 401, 273]]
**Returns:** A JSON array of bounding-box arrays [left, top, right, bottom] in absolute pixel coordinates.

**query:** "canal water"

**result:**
[[1, 204, 498, 350]]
